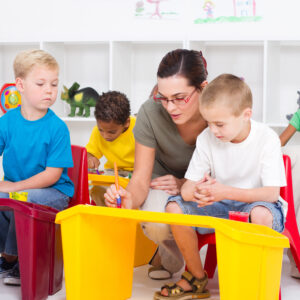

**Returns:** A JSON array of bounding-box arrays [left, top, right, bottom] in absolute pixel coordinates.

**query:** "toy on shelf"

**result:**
[[286, 91, 300, 121], [61, 82, 99, 117], [0, 83, 22, 114]]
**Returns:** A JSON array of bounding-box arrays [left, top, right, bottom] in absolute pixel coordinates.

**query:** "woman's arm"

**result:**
[[126, 142, 155, 208], [280, 124, 297, 146], [0, 167, 63, 193], [104, 141, 155, 209]]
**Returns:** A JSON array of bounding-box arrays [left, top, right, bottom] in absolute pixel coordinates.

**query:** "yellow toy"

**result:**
[[9, 192, 28, 202]]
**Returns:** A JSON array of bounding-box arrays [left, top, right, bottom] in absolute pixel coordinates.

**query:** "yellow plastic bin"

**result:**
[[88, 173, 157, 267], [213, 219, 289, 300], [56, 205, 289, 300]]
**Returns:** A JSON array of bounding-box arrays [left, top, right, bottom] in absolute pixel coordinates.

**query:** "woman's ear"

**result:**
[[15, 77, 24, 93], [200, 80, 208, 89]]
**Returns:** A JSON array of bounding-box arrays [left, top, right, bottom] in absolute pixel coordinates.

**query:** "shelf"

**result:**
[[1, 39, 300, 145], [62, 117, 96, 122]]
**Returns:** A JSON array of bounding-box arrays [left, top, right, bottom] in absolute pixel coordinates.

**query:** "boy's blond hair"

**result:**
[[13, 49, 59, 79], [200, 74, 252, 116]]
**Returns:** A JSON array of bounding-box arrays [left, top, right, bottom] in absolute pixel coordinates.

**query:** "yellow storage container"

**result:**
[[56, 205, 289, 300], [88, 173, 157, 267]]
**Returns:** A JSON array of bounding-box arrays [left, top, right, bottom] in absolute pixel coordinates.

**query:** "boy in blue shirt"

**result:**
[[0, 49, 74, 285]]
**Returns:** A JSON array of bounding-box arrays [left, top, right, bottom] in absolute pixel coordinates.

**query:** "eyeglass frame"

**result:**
[[153, 88, 197, 106]]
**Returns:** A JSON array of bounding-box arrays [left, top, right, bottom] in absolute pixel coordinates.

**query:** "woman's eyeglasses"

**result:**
[[153, 88, 197, 106]]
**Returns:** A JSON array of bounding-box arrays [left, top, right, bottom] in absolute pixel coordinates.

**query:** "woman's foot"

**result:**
[[148, 249, 172, 280]]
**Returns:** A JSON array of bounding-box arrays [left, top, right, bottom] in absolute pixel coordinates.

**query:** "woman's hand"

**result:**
[[104, 185, 133, 209], [150, 175, 185, 195]]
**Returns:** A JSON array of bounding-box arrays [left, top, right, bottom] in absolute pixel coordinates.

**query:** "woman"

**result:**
[[104, 49, 208, 279]]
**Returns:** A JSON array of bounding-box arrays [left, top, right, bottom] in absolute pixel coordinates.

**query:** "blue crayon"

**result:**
[[116, 195, 122, 208]]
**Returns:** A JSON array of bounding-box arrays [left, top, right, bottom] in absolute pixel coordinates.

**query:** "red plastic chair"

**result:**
[[196, 155, 299, 299], [0, 145, 90, 300]]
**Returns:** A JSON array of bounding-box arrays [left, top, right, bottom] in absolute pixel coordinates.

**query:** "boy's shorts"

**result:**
[[166, 196, 285, 233]]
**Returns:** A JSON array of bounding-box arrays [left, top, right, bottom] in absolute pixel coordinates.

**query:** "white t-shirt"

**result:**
[[185, 120, 286, 189]]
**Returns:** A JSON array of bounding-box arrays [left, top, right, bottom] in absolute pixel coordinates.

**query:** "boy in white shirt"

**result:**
[[154, 74, 286, 300]]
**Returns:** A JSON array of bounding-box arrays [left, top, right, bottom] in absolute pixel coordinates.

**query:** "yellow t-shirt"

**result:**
[[86, 116, 136, 171]]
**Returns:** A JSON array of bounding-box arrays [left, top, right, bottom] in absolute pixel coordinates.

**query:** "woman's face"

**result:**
[[156, 75, 201, 125]]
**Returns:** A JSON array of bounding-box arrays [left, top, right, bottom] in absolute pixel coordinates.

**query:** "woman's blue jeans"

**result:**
[[0, 188, 70, 256]]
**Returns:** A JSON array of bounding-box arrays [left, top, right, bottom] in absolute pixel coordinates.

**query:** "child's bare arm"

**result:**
[[280, 124, 296, 146], [87, 152, 100, 169], [196, 176, 280, 206], [0, 167, 63, 193], [181, 179, 198, 202]]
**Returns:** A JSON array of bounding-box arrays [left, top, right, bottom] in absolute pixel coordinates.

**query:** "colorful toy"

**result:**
[[0, 83, 22, 114], [286, 91, 300, 121], [61, 82, 99, 117]]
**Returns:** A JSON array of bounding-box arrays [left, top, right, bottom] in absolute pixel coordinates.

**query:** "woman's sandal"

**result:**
[[148, 247, 172, 280], [148, 265, 172, 280], [153, 270, 210, 299]]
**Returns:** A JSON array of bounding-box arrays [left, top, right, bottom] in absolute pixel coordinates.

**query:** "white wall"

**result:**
[[1, 0, 300, 179], [1, 0, 300, 41]]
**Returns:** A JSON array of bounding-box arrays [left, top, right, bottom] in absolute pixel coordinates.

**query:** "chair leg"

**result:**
[[279, 286, 281, 300], [48, 224, 63, 295], [204, 243, 217, 279], [14, 210, 51, 300]]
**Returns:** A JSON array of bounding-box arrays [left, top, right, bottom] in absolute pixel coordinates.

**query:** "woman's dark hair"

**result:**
[[157, 49, 208, 89], [94, 91, 130, 125]]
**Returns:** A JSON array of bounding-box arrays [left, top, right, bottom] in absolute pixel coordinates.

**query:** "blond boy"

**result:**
[[0, 50, 74, 285], [154, 74, 286, 299]]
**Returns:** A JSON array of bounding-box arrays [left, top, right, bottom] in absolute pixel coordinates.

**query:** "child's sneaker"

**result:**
[[0, 257, 17, 278], [3, 262, 20, 286]]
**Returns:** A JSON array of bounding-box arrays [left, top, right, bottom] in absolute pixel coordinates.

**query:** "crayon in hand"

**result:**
[[114, 162, 122, 208]]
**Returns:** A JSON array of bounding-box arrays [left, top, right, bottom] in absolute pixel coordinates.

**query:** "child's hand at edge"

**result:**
[[0, 181, 17, 193], [104, 185, 133, 209], [87, 153, 100, 169]]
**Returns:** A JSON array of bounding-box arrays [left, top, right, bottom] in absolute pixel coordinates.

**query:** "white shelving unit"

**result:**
[[1, 39, 300, 146]]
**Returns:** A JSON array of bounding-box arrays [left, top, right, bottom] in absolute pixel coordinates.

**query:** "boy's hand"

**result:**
[[195, 174, 227, 207], [0, 181, 16, 193], [87, 154, 100, 169], [104, 185, 133, 209], [150, 175, 184, 195]]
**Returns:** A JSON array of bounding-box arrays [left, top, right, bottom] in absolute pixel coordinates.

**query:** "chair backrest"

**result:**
[[68, 145, 90, 207], [280, 154, 297, 231]]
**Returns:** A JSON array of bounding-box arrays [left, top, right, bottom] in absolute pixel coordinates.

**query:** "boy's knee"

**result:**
[[165, 201, 183, 214], [250, 206, 273, 227]]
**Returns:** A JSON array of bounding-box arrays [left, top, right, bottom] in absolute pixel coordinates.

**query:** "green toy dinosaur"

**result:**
[[61, 82, 99, 117]]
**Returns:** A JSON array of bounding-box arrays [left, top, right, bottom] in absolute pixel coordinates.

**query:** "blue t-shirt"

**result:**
[[0, 107, 74, 197]]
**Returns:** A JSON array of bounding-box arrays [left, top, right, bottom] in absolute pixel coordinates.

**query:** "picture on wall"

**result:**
[[193, 0, 263, 23], [134, 0, 181, 20]]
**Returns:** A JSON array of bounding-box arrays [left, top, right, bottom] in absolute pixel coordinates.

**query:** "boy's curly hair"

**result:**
[[94, 91, 131, 125]]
